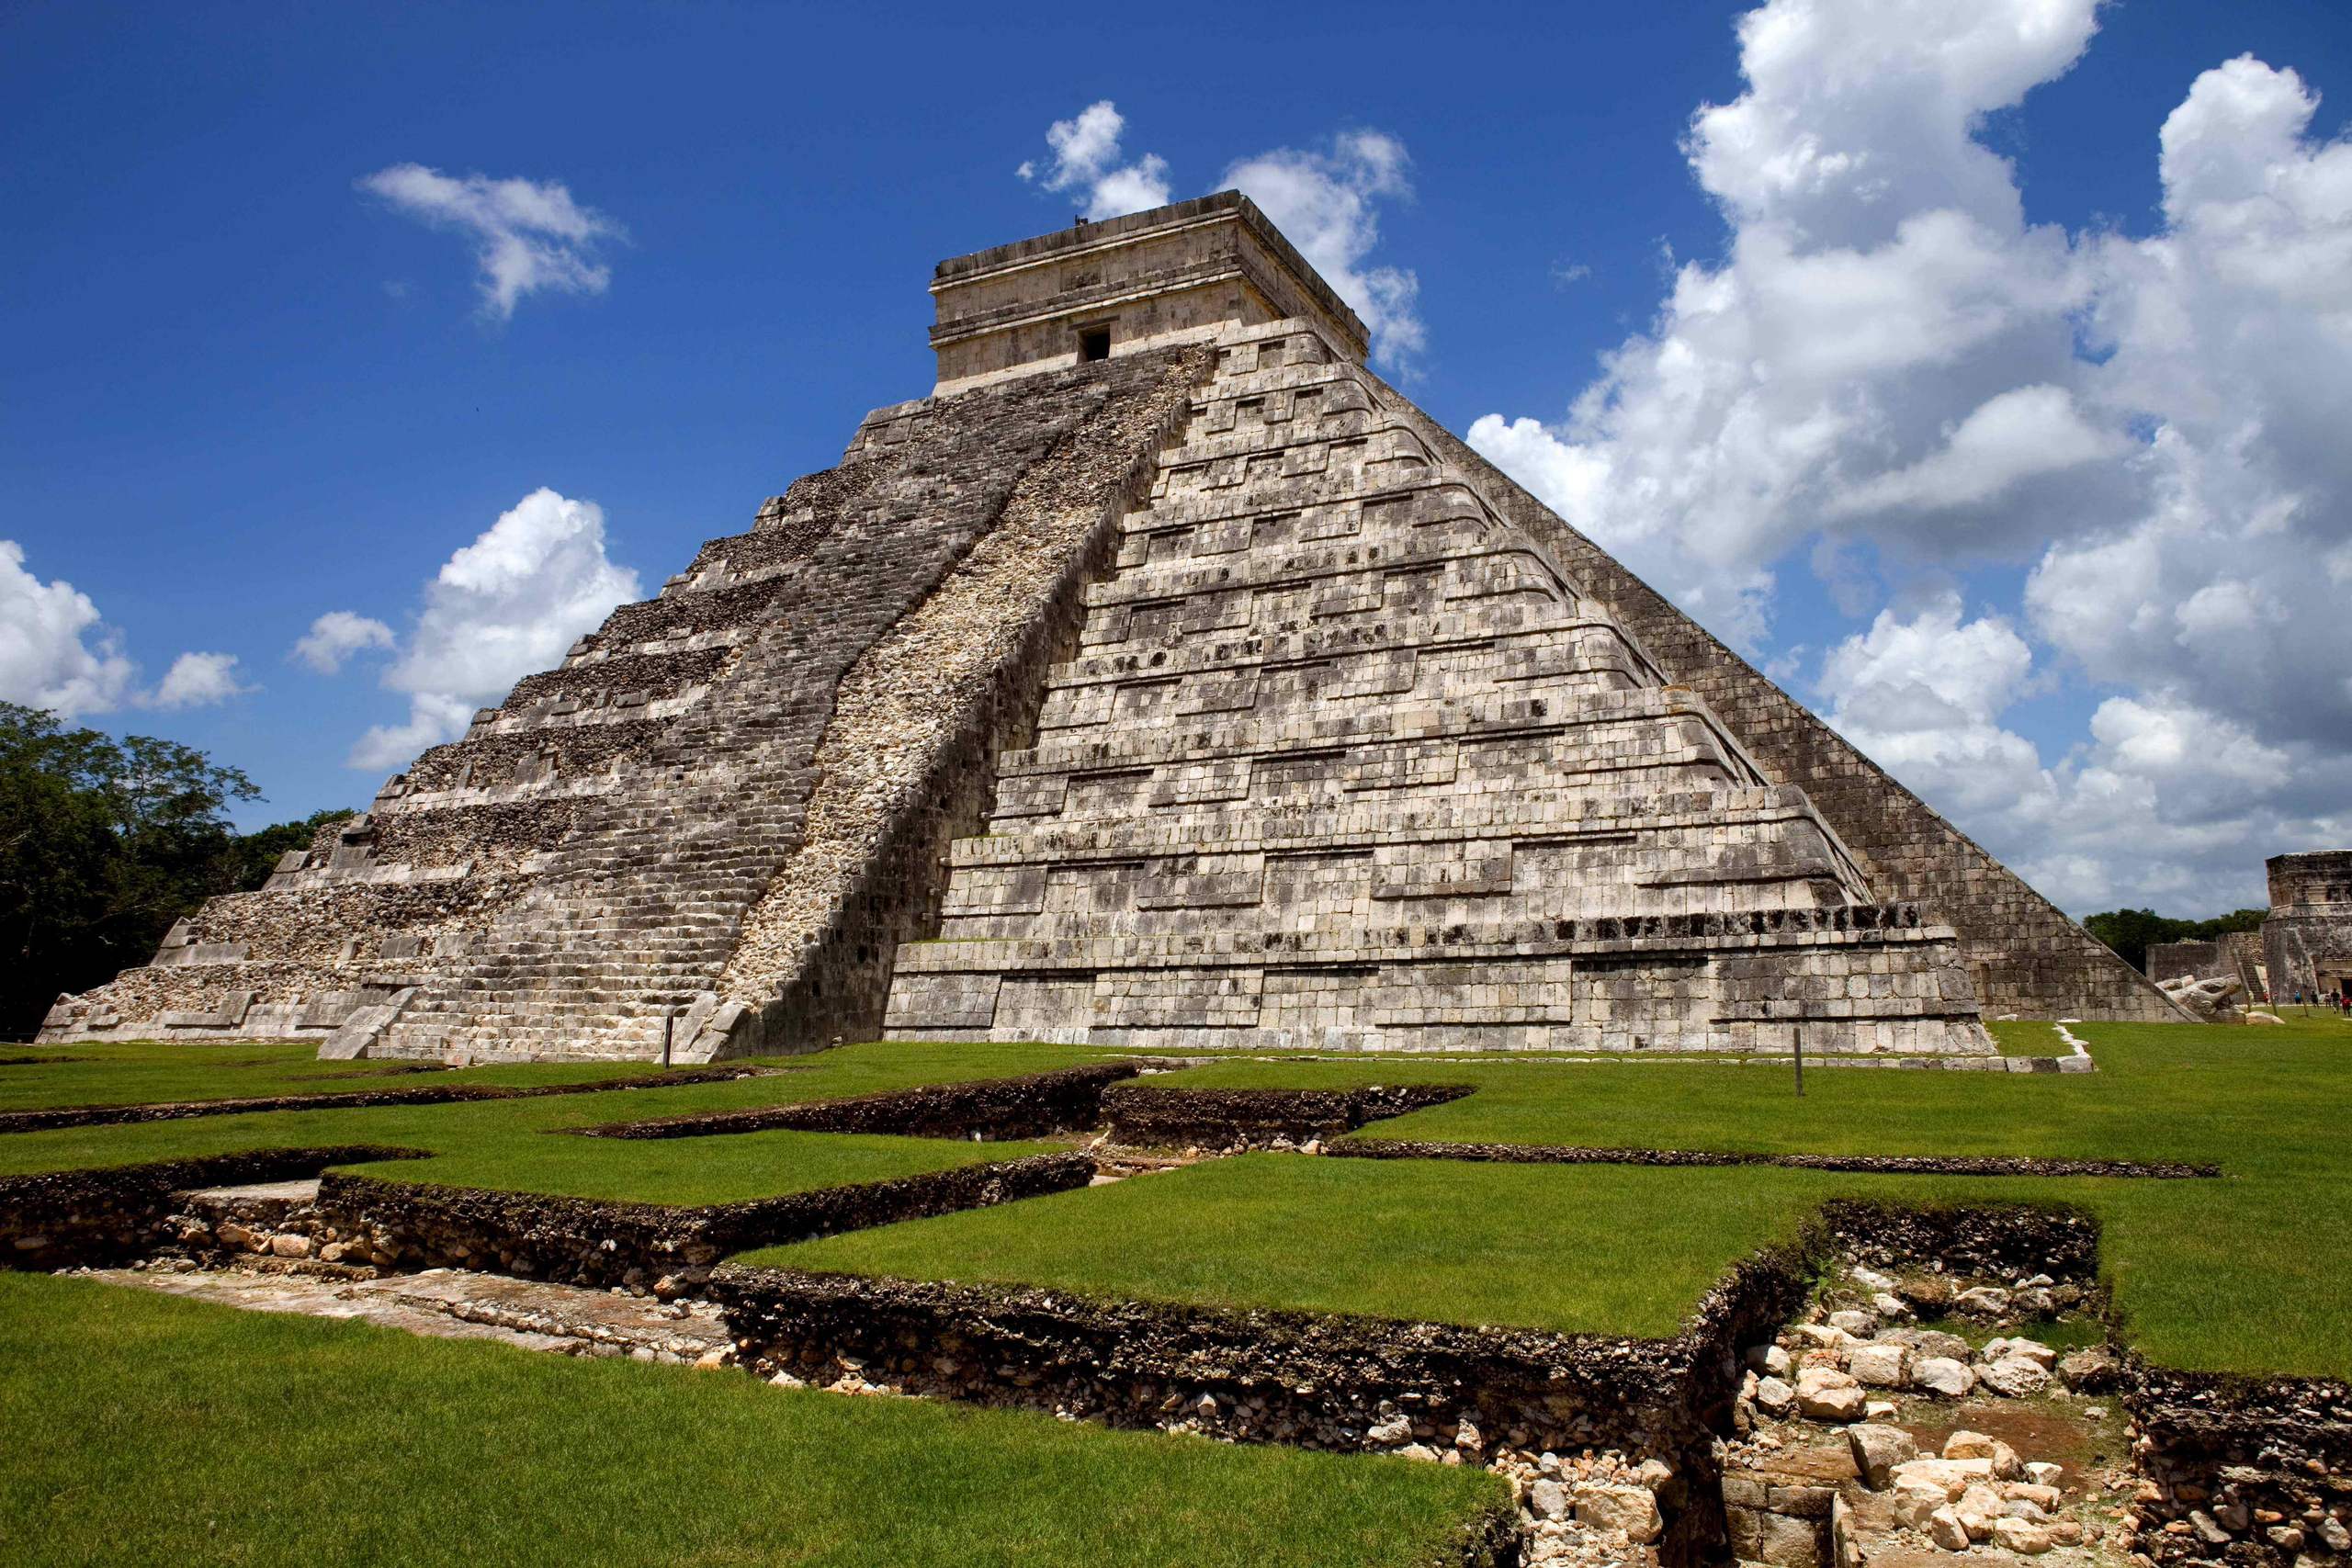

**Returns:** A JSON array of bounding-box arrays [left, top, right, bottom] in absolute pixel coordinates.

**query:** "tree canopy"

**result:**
[[0, 702, 349, 1035], [2082, 906, 2269, 974]]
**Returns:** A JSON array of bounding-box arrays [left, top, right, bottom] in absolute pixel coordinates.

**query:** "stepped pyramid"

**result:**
[[41, 194, 2187, 1058]]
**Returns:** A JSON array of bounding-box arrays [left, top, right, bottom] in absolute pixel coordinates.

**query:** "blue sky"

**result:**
[[6, 0, 2350, 917]]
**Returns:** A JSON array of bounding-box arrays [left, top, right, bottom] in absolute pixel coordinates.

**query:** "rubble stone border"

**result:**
[[1329, 1140, 2219, 1180], [308, 1151, 1097, 1292], [560, 1062, 1139, 1141], [2125, 1358, 2352, 1568], [1100, 1083, 1477, 1149], [0, 1062, 783, 1135], [0, 1145, 430, 1269]]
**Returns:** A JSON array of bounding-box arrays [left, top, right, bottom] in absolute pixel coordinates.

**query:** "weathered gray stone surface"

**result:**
[[2264, 851, 2352, 1004], [86, 1265, 736, 1361], [886, 303, 1994, 1055]]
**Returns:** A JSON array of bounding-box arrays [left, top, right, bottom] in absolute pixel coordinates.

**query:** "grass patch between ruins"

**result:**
[[0, 1041, 1112, 1200], [0, 1272, 1506, 1568], [757, 1020, 2352, 1381], [1988, 1021, 2075, 1055]]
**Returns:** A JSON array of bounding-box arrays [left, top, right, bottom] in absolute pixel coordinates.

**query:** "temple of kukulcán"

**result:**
[[40, 195, 2193, 1059]]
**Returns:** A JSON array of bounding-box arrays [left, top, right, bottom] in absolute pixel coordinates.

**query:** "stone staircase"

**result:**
[[883, 321, 1993, 1055]]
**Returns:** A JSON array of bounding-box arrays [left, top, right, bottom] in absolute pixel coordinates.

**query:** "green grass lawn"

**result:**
[[0, 1042, 1112, 1201], [14, 1026, 2349, 1377], [1989, 1021, 2073, 1055], [0, 1272, 1506, 1568], [1136, 1021, 2344, 1170], [0, 1036, 674, 1111], [759, 1021, 2352, 1381]]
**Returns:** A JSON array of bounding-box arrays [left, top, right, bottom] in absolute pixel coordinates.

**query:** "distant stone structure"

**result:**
[[40, 194, 2187, 1058], [2147, 931, 2266, 998], [2263, 851, 2352, 1000]]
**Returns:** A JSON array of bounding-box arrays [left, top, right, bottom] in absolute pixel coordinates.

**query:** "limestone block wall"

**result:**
[[707, 346, 1210, 1051], [2147, 941, 2223, 986], [2149, 932, 2266, 998], [883, 320, 1994, 1056], [1382, 383, 2188, 1024], [931, 192, 1368, 392]]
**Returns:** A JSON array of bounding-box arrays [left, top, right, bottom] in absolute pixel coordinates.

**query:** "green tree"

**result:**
[[0, 703, 265, 1034], [2083, 905, 2271, 973]]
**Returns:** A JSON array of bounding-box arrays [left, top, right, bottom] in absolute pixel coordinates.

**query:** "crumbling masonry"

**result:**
[[40, 193, 2188, 1058]]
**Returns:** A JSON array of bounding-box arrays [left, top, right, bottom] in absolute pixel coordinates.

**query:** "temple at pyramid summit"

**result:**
[[40, 194, 2193, 1059]]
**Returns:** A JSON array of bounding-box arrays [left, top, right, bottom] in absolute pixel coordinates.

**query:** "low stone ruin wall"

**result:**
[[711, 1237, 1810, 1566], [0, 1145, 428, 1270], [706, 1197, 2143, 1568], [0, 1063, 780, 1135], [309, 1150, 1094, 1291], [1101, 1083, 1476, 1149], [1816, 1198, 2103, 1283], [561, 1062, 1139, 1141], [1710, 1209, 2351, 1568], [1329, 1140, 2219, 1179], [2126, 1360, 2352, 1568]]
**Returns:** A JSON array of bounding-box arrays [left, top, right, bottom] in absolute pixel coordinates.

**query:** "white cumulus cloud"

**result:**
[[1826, 385, 2126, 516], [0, 541, 248, 717], [359, 164, 622, 319], [338, 489, 641, 771], [147, 651, 253, 709], [1467, 0, 2112, 638], [291, 611, 396, 675], [1223, 130, 1424, 367], [1017, 102, 1171, 221], [1814, 595, 2327, 912], [1466, 0, 2352, 913], [0, 540, 136, 716]]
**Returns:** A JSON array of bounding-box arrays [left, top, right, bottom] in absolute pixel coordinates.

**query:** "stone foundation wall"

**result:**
[[309, 1151, 1094, 1291], [561, 1063, 1139, 1141], [0, 1146, 429, 1270], [1329, 1142, 2217, 1179], [2127, 1362, 2352, 1568], [711, 1239, 1812, 1566], [1814, 1199, 2104, 1283], [1102, 1083, 1476, 1148]]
